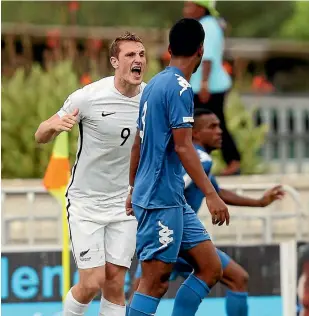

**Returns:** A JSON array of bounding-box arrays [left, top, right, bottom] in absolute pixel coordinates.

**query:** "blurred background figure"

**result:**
[[183, 0, 241, 176], [298, 244, 309, 316]]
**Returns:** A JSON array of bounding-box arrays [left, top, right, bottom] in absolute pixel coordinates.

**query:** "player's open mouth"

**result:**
[[131, 66, 142, 76]]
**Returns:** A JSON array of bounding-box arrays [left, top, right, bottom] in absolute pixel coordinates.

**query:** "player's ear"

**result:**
[[168, 45, 172, 56], [110, 56, 119, 69], [197, 44, 204, 58]]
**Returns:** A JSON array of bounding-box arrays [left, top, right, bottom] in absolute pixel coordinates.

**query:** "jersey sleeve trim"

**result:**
[[57, 109, 67, 118], [172, 123, 193, 129]]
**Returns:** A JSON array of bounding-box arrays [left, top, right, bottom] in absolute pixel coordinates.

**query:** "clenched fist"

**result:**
[[53, 108, 79, 132]]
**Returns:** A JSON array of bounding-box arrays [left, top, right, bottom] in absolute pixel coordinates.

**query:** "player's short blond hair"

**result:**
[[110, 32, 143, 58]]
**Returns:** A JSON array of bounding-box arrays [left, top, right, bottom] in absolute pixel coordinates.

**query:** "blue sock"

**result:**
[[129, 292, 160, 316], [171, 274, 210, 316], [226, 290, 248, 316]]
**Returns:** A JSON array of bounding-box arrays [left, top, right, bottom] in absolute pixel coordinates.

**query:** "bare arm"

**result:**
[[219, 185, 285, 208], [219, 189, 262, 207], [202, 60, 211, 83], [129, 129, 141, 190], [35, 109, 79, 144], [35, 114, 61, 144], [199, 61, 211, 102]]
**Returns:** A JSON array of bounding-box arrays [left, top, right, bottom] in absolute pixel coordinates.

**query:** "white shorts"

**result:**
[[67, 198, 137, 270]]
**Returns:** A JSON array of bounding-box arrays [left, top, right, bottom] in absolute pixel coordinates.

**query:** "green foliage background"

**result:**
[[211, 92, 268, 175], [1, 62, 267, 179], [1, 62, 80, 178], [3, 1, 308, 40]]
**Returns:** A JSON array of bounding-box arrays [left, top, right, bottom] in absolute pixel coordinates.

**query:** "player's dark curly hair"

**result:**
[[169, 18, 205, 57], [193, 109, 215, 129], [194, 108, 214, 118]]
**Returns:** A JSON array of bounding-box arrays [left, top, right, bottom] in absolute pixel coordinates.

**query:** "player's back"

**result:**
[[132, 66, 194, 209]]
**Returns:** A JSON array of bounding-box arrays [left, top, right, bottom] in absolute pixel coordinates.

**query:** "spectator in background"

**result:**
[[183, 0, 241, 176]]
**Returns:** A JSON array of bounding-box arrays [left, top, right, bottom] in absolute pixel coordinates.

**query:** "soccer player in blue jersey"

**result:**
[[125, 18, 230, 316], [132, 108, 285, 316]]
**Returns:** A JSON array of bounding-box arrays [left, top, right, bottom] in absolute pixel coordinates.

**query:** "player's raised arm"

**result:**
[[35, 91, 83, 144]]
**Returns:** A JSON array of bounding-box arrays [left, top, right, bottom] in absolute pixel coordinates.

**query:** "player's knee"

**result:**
[[104, 264, 126, 299], [212, 259, 223, 284], [140, 270, 170, 298], [152, 278, 170, 297], [104, 277, 124, 298], [242, 270, 249, 288], [232, 270, 249, 292], [156, 271, 171, 296], [197, 254, 222, 288], [77, 278, 101, 299]]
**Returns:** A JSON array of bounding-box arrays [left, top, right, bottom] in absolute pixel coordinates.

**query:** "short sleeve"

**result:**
[[210, 175, 220, 193], [168, 75, 194, 129], [201, 18, 219, 62], [57, 88, 87, 123]]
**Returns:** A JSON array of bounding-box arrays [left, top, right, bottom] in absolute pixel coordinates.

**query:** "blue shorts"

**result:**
[[133, 203, 210, 263], [134, 248, 232, 280]]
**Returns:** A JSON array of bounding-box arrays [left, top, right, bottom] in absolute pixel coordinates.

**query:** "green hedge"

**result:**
[[1, 62, 80, 178], [211, 91, 268, 175], [1, 62, 267, 178]]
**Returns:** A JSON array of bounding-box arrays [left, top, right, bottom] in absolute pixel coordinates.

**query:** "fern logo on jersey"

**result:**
[[79, 249, 91, 262], [158, 221, 174, 250]]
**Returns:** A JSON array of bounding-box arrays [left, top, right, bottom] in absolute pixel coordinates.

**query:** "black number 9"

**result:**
[[120, 128, 131, 146]]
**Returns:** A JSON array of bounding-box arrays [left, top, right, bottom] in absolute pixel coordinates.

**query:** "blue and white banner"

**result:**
[[1, 245, 288, 316]]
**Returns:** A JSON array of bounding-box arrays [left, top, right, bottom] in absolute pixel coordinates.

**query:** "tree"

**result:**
[[279, 1, 309, 40], [2, 1, 295, 39]]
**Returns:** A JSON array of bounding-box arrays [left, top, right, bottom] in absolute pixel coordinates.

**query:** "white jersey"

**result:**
[[57, 76, 146, 217]]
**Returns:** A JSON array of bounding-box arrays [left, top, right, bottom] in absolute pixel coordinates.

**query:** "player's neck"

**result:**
[[169, 59, 194, 82], [114, 76, 140, 98]]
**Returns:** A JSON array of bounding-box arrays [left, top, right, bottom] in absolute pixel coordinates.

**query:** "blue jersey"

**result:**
[[132, 66, 194, 209], [183, 144, 220, 213]]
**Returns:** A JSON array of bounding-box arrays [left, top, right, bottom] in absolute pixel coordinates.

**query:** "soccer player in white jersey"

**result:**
[[35, 32, 146, 316]]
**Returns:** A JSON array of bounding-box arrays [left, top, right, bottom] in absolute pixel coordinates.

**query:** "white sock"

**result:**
[[99, 296, 125, 316], [63, 289, 89, 316]]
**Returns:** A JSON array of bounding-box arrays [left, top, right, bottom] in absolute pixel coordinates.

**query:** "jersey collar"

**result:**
[[165, 66, 185, 77], [194, 143, 206, 152], [194, 143, 212, 154]]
